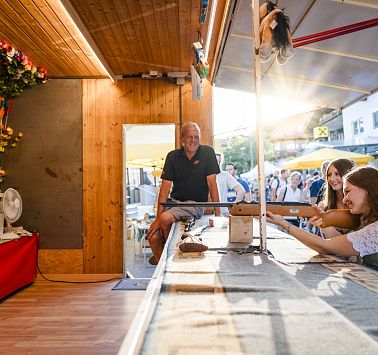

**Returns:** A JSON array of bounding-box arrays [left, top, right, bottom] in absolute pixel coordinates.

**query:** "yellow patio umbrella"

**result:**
[[282, 148, 374, 170], [125, 124, 175, 169], [126, 157, 166, 169]]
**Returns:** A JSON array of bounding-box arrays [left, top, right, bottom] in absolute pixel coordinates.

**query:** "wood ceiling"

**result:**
[[0, 0, 228, 79]]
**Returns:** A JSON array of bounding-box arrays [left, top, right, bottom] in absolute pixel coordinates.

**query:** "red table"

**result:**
[[0, 234, 38, 300]]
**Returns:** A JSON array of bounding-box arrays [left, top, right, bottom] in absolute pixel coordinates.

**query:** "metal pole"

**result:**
[[252, 0, 267, 251]]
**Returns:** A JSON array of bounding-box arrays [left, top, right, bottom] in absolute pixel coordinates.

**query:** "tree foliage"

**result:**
[[222, 133, 275, 174]]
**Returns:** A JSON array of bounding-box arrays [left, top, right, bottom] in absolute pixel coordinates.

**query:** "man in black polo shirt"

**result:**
[[147, 122, 221, 264]]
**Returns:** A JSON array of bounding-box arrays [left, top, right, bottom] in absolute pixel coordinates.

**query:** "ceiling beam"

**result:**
[[220, 64, 336, 108], [58, 0, 115, 81], [209, 0, 232, 80], [329, 0, 378, 9], [265, 72, 372, 94], [341, 87, 378, 109], [231, 32, 378, 63], [298, 46, 378, 62], [221, 64, 372, 94]]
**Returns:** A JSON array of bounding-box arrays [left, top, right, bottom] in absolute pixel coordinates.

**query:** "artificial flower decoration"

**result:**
[[0, 39, 48, 101], [0, 39, 47, 184]]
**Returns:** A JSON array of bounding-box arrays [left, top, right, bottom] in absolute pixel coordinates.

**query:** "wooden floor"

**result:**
[[0, 274, 144, 354]]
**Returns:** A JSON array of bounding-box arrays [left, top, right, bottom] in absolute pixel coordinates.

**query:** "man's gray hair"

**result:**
[[181, 122, 200, 137], [290, 171, 302, 180], [321, 160, 330, 175]]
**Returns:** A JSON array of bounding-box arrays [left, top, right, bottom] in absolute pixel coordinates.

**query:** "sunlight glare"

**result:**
[[214, 87, 316, 138]]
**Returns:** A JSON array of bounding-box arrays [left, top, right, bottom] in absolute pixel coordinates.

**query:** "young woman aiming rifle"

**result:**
[[267, 166, 378, 269]]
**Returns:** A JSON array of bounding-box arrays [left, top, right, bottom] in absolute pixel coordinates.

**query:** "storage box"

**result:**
[[229, 216, 253, 243]]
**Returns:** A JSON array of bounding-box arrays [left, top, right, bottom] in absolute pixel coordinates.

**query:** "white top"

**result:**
[[272, 177, 286, 190], [278, 185, 301, 202], [216, 171, 242, 215], [300, 187, 311, 204], [347, 220, 378, 257]]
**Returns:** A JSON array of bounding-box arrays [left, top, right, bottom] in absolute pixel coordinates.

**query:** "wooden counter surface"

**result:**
[[121, 219, 378, 354]]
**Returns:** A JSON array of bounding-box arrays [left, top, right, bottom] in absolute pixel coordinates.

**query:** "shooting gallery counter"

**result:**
[[121, 219, 378, 354]]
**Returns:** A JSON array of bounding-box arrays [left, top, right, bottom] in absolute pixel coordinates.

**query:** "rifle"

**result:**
[[161, 201, 360, 230]]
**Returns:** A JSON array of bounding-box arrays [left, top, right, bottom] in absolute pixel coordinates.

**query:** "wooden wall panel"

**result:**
[[83, 78, 213, 273], [38, 249, 83, 274]]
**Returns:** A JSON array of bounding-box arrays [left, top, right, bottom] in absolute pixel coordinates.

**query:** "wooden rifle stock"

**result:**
[[161, 201, 360, 230], [230, 204, 360, 230]]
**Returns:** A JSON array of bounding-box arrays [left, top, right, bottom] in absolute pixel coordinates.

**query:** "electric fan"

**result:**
[[0, 188, 23, 240]]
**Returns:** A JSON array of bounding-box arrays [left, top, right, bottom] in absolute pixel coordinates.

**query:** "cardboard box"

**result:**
[[229, 216, 253, 243]]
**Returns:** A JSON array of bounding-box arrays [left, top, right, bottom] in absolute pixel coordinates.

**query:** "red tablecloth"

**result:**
[[0, 234, 38, 300]]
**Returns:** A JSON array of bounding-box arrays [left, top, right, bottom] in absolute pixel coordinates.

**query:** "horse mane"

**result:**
[[266, 0, 277, 13], [271, 11, 291, 50]]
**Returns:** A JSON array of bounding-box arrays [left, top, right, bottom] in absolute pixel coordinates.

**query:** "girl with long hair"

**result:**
[[267, 166, 378, 270], [321, 158, 355, 210], [319, 158, 354, 238]]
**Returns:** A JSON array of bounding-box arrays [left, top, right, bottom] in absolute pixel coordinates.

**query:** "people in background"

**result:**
[[147, 122, 221, 264], [251, 178, 259, 202], [267, 166, 378, 270], [317, 158, 354, 239], [226, 163, 252, 201], [215, 153, 245, 216], [300, 177, 313, 204], [276, 171, 302, 227], [310, 160, 329, 206], [300, 177, 314, 231], [270, 169, 289, 202], [268, 171, 278, 199]]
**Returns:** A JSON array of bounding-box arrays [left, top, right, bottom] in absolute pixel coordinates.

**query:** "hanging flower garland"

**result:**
[[0, 39, 48, 182], [0, 39, 47, 100]]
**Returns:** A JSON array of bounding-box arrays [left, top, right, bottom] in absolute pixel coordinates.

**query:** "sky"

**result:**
[[213, 87, 316, 138]]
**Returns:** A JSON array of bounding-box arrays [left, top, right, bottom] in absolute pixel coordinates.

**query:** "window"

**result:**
[[373, 111, 378, 129], [352, 118, 364, 135], [330, 129, 343, 141]]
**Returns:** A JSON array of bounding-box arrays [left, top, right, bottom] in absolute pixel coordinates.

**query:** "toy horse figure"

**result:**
[[259, 0, 293, 65]]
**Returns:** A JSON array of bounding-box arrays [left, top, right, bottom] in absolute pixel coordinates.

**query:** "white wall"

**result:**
[[342, 92, 378, 144]]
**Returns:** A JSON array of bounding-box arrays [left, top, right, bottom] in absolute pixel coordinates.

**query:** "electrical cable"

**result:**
[[36, 264, 121, 284], [34, 235, 121, 284]]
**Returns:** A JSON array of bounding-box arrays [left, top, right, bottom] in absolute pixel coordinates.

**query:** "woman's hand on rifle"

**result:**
[[266, 211, 286, 229], [309, 205, 325, 227]]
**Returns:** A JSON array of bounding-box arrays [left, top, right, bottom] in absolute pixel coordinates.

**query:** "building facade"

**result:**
[[343, 92, 378, 142]]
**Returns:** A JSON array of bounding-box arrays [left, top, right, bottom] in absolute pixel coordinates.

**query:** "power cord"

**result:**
[[35, 235, 121, 284], [37, 264, 121, 284]]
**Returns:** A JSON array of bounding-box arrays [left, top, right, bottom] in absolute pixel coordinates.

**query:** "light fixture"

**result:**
[[56, 0, 115, 83], [204, 0, 219, 61]]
